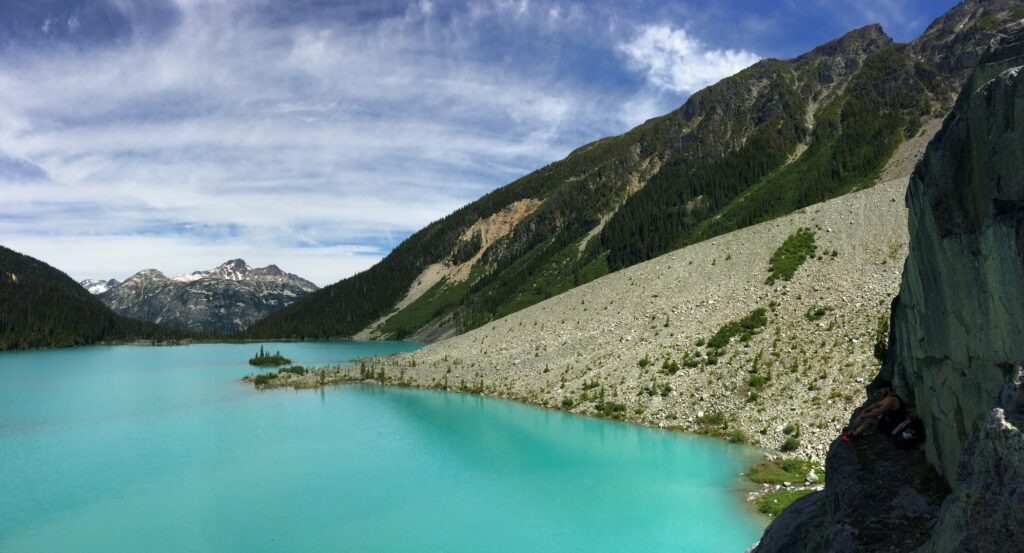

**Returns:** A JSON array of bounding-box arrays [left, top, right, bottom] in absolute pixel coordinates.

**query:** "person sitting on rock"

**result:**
[[841, 379, 905, 441]]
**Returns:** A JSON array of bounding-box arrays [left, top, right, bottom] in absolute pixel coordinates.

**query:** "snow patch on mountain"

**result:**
[[78, 278, 120, 295]]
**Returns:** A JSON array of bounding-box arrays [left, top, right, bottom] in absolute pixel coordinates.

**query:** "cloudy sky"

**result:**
[[0, 0, 958, 286]]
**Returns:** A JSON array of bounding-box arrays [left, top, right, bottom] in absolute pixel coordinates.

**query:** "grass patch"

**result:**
[[379, 275, 472, 339], [873, 314, 889, 364], [660, 359, 681, 375], [252, 373, 278, 386], [697, 411, 727, 426], [707, 308, 768, 349], [756, 489, 815, 517], [747, 458, 822, 485], [728, 429, 750, 444], [695, 411, 731, 437], [804, 305, 833, 321], [766, 228, 816, 285], [595, 400, 627, 418], [748, 374, 768, 389]]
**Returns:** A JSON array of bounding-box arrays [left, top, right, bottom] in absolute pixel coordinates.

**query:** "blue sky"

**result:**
[[0, 0, 959, 286]]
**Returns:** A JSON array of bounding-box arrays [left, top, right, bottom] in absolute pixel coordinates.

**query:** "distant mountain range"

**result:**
[[89, 259, 317, 335], [245, 0, 1024, 342], [1, 245, 184, 350]]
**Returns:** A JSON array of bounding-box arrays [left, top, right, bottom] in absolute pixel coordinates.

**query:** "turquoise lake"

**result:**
[[0, 342, 766, 552]]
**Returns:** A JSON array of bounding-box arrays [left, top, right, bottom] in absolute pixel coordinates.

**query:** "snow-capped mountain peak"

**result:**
[[78, 278, 120, 295], [94, 259, 319, 334], [165, 259, 314, 290], [170, 259, 251, 282], [210, 258, 251, 281]]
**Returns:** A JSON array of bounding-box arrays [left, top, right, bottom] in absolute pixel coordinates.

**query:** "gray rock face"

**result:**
[[923, 367, 1024, 552], [889, 20, 1024, 485], [99, 259, 317, 335], [907, 0, 1024, 98], [891, 22, 1024, 553]]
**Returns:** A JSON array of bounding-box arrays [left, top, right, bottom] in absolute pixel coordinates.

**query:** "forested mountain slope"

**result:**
[[245, 0, 1024, 342], [0, 245, 187, 350]]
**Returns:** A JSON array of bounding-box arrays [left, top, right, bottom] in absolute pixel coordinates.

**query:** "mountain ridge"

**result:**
[[245, 0, 1024, 344], [97, 259, 318, 335]]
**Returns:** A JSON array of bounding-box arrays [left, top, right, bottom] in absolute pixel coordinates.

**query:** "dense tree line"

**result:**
[[0, 245, 189, 350], [602, 45, 931, 269], [682, 46, 930, 246]]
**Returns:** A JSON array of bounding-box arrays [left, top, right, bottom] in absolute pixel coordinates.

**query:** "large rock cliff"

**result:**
[[755, 21, 1024, 553], [889, 20, 1024, 552]]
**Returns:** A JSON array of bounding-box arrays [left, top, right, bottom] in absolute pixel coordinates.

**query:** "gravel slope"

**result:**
[[262, 125, 939, 462], [358, 176, 912, 462]]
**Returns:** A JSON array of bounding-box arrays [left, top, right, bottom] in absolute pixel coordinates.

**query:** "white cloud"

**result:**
[[4, 2, 766, 288], [618, 24, 760, 94], [0, 1, 625, 287]]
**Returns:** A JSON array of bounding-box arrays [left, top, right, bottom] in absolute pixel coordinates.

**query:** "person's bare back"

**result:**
[[843, 380, 905, 440]]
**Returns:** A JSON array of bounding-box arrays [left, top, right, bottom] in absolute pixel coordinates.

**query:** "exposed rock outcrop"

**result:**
[[888, 19, 1024, 486], [893, 20, 1024, 553], [754, 20, 1024, 553]]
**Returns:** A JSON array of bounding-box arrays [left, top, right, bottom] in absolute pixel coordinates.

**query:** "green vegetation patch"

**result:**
[[695, 411, 732, 438], [707, 308, 769, 349], [660, 358, 682, 375], [804, 305, 833, 321], [780, 437, 801, 452], [595, 400, 627, 418], [252, 373, 277, 386], [249, 346, 291, 366], [748, 374, 768, 389], [756, 489, 815, 517], [251, 365, 308, 387], [690, 46, 927, 250], [766, 228, 816, 285], [747, 458, 823, 485], [728, 429, 750, 445], [873, 314, 890, 364], [378, 275, 472, 339]]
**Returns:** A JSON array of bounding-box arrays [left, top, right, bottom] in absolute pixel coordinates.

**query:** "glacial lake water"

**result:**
[[0, 341, 766, 552]]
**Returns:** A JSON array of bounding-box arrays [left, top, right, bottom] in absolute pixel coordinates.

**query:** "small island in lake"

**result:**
[[248, 345, 291, 367]]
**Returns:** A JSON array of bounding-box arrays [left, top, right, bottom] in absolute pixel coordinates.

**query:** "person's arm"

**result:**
[[860, 402, 883, 418], [854, 402, 879, 424]]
